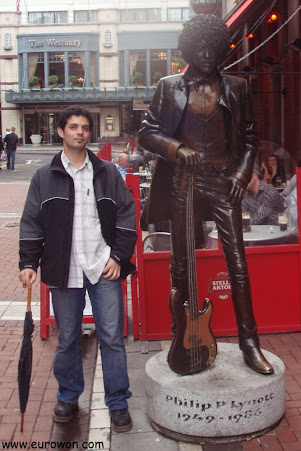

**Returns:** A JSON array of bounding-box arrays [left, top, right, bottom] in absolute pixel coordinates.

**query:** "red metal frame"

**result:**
[[40, 279, 129, 339], [137, 168, 301, 341]]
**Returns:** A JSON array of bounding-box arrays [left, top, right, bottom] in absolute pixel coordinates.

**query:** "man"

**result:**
[[242, 173, 285, 225], [129, 147, 146, 173], [139, 14, 273, 374], [19, 106, 137, 431], [4, 126, 18, 170], [115, 152, 128, 180]]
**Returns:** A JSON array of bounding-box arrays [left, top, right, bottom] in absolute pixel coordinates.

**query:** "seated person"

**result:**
[[115, 152, 128, 180], [282, 174, 298, 229], [129, 147, 146, 173], [242, 173, 285, 225], [261, 154, 287, 187]]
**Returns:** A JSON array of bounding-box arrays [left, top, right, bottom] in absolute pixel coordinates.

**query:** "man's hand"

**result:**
[[176, 147, 202, 170], [19, 268, 37, 288], [228, 177, 247, 205], [102, 258, 121, 280]]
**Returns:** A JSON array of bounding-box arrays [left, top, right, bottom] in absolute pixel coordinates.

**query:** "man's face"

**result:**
[[191, 40, 218, 75], [119, 155, 128, 169], [57, 115, 91, 153]]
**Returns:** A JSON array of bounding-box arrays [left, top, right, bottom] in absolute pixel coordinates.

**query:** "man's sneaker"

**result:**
[[110, 408, 132, 432], [52, 400, 79, 423]]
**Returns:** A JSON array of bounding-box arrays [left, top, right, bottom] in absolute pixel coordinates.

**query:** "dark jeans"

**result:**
[[6, 150, 16, 170], [169, 166, 258, 347], [50, 274, 131, 410]]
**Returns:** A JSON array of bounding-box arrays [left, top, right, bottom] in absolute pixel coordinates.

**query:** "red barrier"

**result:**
[[97, 142, 112, 161]]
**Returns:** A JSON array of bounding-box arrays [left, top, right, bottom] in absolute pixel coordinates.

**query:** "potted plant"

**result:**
[[30, 76, 40, 89], [30, 111, 42, 145], [48, 74, 59, 88], [152, 72, 162, 85], [132, 71, 144, 86], [68, 75, 77, 88]]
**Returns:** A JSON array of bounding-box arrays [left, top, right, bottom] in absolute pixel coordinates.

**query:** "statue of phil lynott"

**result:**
[[138, 14, 273, 376]]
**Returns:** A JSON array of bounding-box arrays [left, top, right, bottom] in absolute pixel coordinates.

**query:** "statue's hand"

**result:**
[[228, 177, 247, 205], [176, 147, 202, 170]]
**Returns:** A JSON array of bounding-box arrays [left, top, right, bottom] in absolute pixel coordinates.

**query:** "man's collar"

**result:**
[[61, 150, 92, 172]]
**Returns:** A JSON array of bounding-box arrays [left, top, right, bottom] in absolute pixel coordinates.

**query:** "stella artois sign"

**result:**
[[207, 272, 232, 301], [191, 0, 218, 14]]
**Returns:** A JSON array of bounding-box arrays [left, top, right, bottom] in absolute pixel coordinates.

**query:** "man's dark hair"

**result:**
[[58, 105, 94, 131], [178, 14, 230, 65]]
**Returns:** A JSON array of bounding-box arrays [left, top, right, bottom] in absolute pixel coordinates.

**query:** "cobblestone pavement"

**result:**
[[2, 179, 301, 450]]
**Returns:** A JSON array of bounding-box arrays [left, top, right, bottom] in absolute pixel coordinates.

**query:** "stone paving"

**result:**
[[2, 177, 301, 449]]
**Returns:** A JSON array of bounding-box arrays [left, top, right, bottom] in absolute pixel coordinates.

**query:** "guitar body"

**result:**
[[168, 288, 217, 375]]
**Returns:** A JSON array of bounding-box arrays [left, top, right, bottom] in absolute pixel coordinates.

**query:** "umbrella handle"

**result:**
[[23, 284, 32, 311]]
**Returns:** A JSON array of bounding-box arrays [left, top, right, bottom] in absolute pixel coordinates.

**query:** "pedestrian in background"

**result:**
[[0, 135, 4, 170], [115, 152, 128, 180], [4, 126, 18, 170], [19, 105, 137, 432]]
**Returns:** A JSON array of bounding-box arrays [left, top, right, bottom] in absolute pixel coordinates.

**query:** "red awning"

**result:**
[[225, 0, 256, 28]]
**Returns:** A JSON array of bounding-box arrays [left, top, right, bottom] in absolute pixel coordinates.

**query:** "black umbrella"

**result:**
[[18, 286, 34, 432]]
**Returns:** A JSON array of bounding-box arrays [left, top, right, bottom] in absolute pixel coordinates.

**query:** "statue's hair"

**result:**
[[178, 14, 230, 65]]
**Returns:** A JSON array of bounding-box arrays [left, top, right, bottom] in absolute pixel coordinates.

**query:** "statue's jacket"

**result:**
[[138, 71, 258, 226]]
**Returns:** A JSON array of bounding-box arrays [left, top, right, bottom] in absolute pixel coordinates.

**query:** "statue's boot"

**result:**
[[231, 278, 274, 375], [241, 337, 274, 375]]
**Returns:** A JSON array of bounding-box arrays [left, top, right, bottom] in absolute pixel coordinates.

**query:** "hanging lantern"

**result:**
[[191, 0, 218, 15]]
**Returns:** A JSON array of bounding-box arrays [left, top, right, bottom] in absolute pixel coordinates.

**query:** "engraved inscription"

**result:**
[[166, 393, 274, 423]]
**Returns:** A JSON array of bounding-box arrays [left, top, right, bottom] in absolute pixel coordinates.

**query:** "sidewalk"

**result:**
[[1, 182, 301, 450]]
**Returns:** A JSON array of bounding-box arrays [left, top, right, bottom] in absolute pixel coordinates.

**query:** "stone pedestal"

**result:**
[[145, 343, 285, 444]]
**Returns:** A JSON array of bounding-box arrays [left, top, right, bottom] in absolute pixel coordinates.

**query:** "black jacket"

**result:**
[[19, 149, 137, 287], [4, 132, 18, 151], [138, 72, 258, 225]]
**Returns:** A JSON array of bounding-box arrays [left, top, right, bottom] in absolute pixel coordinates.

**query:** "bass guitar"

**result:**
[[167, 170, 217, 375]]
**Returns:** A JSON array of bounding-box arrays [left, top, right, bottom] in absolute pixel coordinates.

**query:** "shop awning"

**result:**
[[225, 0, 256, 28]]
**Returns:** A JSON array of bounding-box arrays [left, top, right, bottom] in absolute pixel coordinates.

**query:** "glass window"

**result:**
[[49, 52, 65, 87], [69, 52, 85, 87], [130, 51, 146, 86], [28, 11, 67, 24], [167, 8, 189, 21], [150, 50, 167, 85], [171, 50, 187, 75], [74, 10, 98, 23], [29, 53, 44, 88], [120, 9, 161, 22], [90, 52, 96, 87], [104, 30, 112, 47], [4, 33, 12, 50], [28, 12, 43, 24]]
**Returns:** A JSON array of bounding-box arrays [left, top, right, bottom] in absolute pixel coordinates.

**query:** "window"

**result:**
[[130, 51, 146, 86], [171, 50, 187, 74], [104, 30, 112, 48], [69, 52, 85, 87], [29, 53, 44, 88], [167, 8, 190, 21], [49, 52, 65, 86], [28, 11, 67, 24], [120, 9, 161, 22], [105, 115, 114, 132], [150, 50, 167, 85], [74, 10, 98, 23], [4, 33, 12, 50]]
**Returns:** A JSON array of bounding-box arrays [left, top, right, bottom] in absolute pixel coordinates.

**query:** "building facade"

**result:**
[[1, 0, 192, 144]]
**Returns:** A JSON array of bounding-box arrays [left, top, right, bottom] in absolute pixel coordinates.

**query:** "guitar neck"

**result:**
[[186, 175, 199, 319]]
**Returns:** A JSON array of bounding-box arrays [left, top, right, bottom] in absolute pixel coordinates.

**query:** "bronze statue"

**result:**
[[138, 14, 273, 375]]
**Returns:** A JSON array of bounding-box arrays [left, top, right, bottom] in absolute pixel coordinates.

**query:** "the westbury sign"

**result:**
[[28, 39, 82, 48]]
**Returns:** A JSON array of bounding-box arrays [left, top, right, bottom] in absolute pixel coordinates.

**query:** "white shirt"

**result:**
[[61, 151, 111, 288]]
